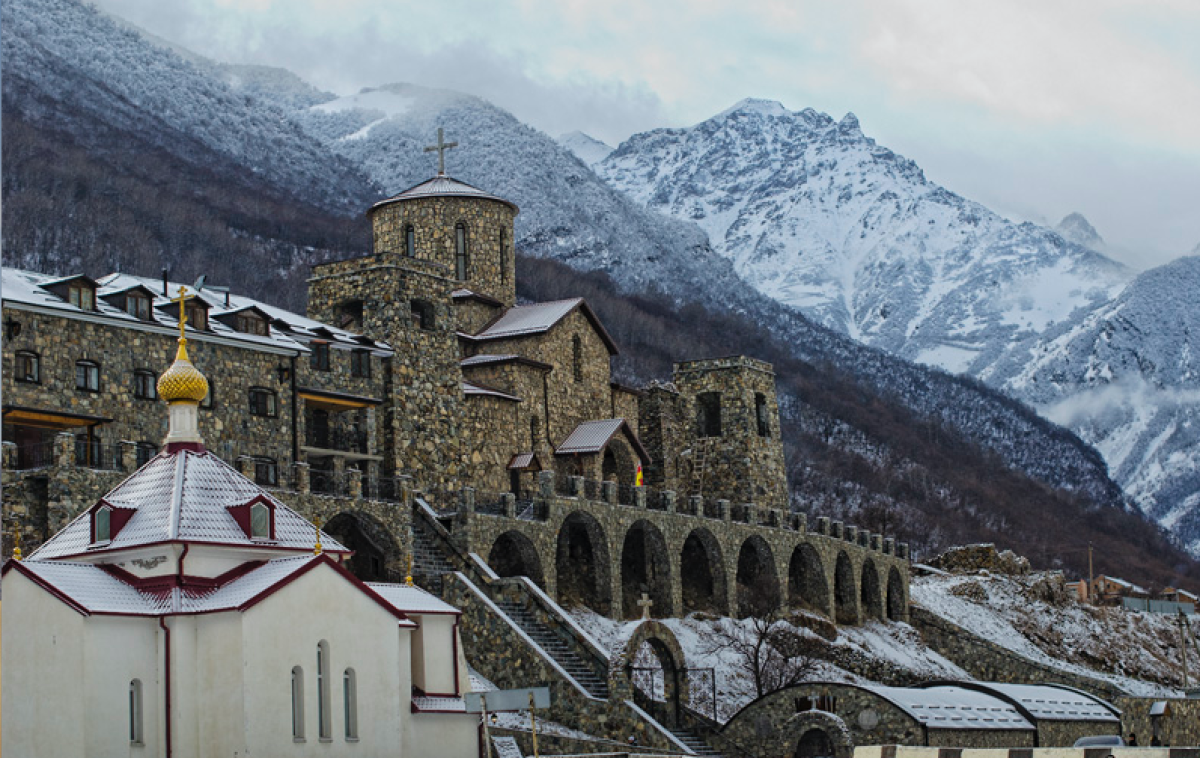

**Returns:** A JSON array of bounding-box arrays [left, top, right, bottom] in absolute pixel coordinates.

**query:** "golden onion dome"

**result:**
[[157, 339, 209, 403]]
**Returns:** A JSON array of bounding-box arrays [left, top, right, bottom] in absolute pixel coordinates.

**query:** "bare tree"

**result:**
[[703, 609, 823, 699]]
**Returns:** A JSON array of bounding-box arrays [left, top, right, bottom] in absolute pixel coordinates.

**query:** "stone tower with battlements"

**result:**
[[641, 356, 788, 509]]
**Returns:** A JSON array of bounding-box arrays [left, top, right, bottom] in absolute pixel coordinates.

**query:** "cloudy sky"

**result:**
[[93, 0, 1200, 270]]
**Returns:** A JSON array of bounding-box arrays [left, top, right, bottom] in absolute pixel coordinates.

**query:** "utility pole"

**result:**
[[1179, 611, 1191, 689]]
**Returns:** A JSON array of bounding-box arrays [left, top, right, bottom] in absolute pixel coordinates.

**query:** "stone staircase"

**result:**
[[493, 598, 610, 700], [411, 513, 456, 593], [668, 727, 724, 757]]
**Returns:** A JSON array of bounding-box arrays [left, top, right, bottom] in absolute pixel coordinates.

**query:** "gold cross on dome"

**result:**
[[170, 286, 195, 340], [424, 127, 458, 176]]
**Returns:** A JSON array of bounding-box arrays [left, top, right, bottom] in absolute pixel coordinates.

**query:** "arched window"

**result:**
[[75, 360, 100, 392], [572, 335, 583, 383], [317, 641, 331, 740], [134, 370, 157, 400], [405, 225, 416, 257], [455, 222, 468, 280], [249, 387, 277, 417], [93, 505, 112, 543], [291, 666, 305, 740], [250, 500, 271, 538], [755, 392, 770, 437], [499, 227, 507, 281], [343, 668, 358, 740], [15, 350, 39, 383], [129, 679, 143, 744]]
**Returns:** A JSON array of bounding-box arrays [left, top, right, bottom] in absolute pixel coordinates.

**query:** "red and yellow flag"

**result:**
[[635, 463, 643, 487]]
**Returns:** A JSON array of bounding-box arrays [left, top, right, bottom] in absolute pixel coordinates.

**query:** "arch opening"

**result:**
[[736, 535, 780, 618], [603, 438, 637, 488], [680, 528, 726, 615], [833, 552, 858, 625], [860, 559, 883, 620], [620, 520, 673, 619], [886, 567, 906, 621], [555, 511, 612, 614], [796, 728, 835, 758], [488, 531, 545, 588], [788, 544, 830, 617]]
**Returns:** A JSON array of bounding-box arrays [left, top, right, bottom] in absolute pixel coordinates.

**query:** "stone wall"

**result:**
[[909, 606, 1126, 701], [1117, 697, 1200, 747], [369, 194, 517, 307]]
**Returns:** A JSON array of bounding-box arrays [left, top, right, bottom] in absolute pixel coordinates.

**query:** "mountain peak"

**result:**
[[717, 98, 790, 119], [557, 131, 614, 167], [1056, 212, 1105, 248], [839, 112, 860, 131]]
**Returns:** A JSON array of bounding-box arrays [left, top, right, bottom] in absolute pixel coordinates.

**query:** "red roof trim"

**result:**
[[237, 553, 416, 627], [2, 560, 93, 617], [37, 538, 350, 562]]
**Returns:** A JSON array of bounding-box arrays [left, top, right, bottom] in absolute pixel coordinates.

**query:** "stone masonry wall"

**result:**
[[370, 195, 517, 307], [1117, 697, 1200, 747]]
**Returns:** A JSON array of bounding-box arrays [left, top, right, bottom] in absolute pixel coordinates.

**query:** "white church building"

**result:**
[[2, 325, 481, 757]]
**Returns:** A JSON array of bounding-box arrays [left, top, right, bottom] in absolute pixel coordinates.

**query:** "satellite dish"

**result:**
[[193, 275, 207, 291]]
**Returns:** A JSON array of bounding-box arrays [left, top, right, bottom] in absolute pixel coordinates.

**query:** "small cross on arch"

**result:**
[[638, 592, 653, 620], [424, 127, 458, 176]]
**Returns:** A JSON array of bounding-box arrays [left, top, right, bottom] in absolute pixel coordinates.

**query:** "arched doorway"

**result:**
[[860, 559, 883, 620], [323, 512, 400, 582], [680, 528, 727, 614], [833, 552, 858, 625], [736, 535, 780, 618], [488, 531, 545, 588], [602, 438, 637, 487], [619, 621, 689, 728], [796, 727, 835, 758], [788, 544, 830, 617], [620, 520, 673, 619], [886, 567, 906, 621], [555, 511, 612, 614]]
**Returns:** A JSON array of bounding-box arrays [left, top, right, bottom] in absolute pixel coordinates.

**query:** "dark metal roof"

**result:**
[[369, 176, 519, 214], [471, 298, 618, 355], [555, 418, 649, 462]]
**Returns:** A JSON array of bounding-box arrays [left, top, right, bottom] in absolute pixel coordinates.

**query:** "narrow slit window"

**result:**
[[129, 679, 143, 744], [499, 227, 507, 281], [455, 222, 468, 280], [343, 668, 358, 740], [291, 666, 305, 740], [317, 641, 331, 740], [405, 225, 416, 257], [572, 335, 583, 383]]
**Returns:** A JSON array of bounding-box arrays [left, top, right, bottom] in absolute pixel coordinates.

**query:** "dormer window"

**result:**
[[236, 313, 268, 336], [69, 282, 95, 311], [250, 501, 271, 539], [94, 505, 111, 543], [124, 291, 151, 320]]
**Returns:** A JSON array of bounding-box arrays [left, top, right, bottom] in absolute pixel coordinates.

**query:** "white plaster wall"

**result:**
[[239, 564, 408, 756], [84, 615, 162, 758], [181, 612, 244, 758], [410, 712, 480, 758], [1, 572, 88, 757], [412, 614, 458, 695]]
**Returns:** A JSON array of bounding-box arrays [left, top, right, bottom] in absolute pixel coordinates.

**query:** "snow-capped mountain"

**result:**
[[558, 131, 615, 167], [1009, 256, 1200, 555], [596, 99, 1131, 376], [1055, 213, 1105, 250]]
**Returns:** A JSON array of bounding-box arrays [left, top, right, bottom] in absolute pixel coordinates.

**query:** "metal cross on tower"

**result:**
[[170, 285, 194, 340], [424, 127, 458, 176]]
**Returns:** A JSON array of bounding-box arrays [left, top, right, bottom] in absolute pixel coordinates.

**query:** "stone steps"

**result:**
[[668, 727, 724, 757], [494, 599, 609, 700], [411, 517, 456, 593]]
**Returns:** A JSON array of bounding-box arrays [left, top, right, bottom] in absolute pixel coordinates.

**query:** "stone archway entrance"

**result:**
[[834, 552, 858, 625], [789, 543, 830, 617], [617, 620, 689, 728], [602, 438, 638, 488], [796, 728, 835, 758], [736, 535, 780, 618], [555, 511, 612, 614], [488, 530, 545, 588], [621, 520, 673, 619], [860, 559, 883, 620], [324, 511, 400, 582], [680, 528, 727, 615]]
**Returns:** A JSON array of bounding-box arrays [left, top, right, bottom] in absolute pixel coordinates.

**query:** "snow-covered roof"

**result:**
[[371, 175, 518, 214], [555, 418, 648, 461], [461, 353, 520, 367], [462, 381, 521, 402], [469, 298, 618, 353], [7, 554, 416, 626], [30, 449, 347, 560], [367, 582, 461, 615], [412, 695, 468, 712], [965, 683, 1119, 722], [868, 684, 1034, 730], [1, 268, 391, 356]]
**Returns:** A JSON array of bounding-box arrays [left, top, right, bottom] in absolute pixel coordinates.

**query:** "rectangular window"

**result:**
[[310, 342, 331, 372], [134, 371, 157, 400], [15, 352, 39, 383], [186, 303, 207, 331], [292, 667, 306, 740], [236, 314, 267, 335], [75, 361, 100, 392], [129, 679, 143, 744], [343, 669, 358, 740], [69, 284, 95, 311], [136, 443, 157, 468], [249, 388, 277, 417], [697, 392, 722, 437], [254, 459, 278, 488], [125, 293, 150, 320], [350, 350, 371, 378]]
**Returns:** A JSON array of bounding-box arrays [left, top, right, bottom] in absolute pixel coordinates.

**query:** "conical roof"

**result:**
[[369, 175, 518, 214]]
